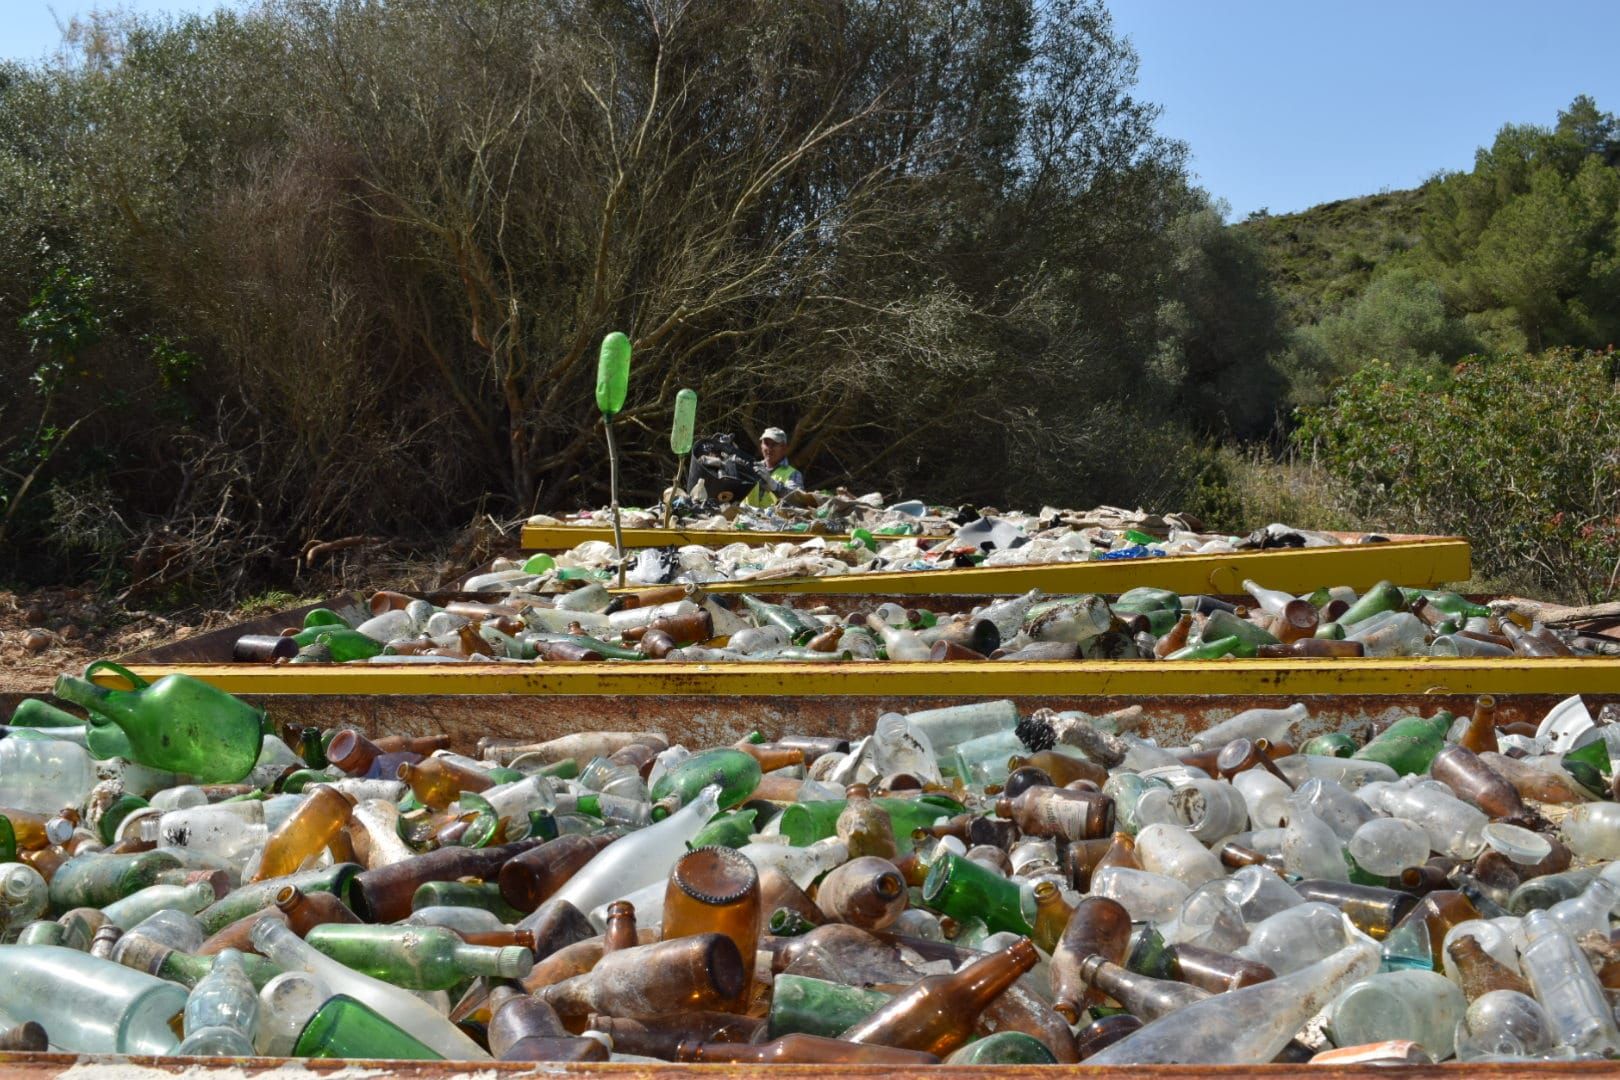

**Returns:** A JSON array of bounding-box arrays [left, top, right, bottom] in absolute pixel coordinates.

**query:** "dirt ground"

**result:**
[[0, 586, 248, 694]]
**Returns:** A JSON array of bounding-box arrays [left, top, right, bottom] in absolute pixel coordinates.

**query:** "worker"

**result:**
[[744, 426, 805, 508]]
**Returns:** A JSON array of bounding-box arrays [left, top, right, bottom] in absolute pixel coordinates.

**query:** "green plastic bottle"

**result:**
[[595, 332, 632, 417], [1351, 712, 1453, 775], [921, 852, 1034, 937], [671, 388, 698, 455], [305, 924, 531, 990], [648, 748, 762, 812], [767, 974, 892, 1038], [51, 661, 264, 782], [294, 994, 443, 1060]]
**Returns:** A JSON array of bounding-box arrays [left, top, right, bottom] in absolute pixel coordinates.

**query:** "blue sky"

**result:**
[[8, 1, 1620, 220]]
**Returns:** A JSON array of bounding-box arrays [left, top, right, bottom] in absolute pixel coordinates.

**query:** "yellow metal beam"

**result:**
[[683, 538, 1472, 596], [101, 654, 1620, 697], [522, 524, 852, 549]]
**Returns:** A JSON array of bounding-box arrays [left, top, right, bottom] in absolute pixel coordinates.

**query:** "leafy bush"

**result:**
[[1296, 349, 1620, 601]]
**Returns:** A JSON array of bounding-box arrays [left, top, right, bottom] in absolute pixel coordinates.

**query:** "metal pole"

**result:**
[[604, 418, 626, 589], [663, 454, 684, 528]]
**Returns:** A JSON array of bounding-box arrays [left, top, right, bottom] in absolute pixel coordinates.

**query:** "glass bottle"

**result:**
[[52, 665, 264, 782], [814, 855, 907, 931], [1458, 696, 1500, 754], [767, 974, 892, 1039], [1447, 933, 1530, 1000], [175, 948, 260, 1056], [549, 784, 722, 916], [1517, 910, 1620, 1056], [1076, 954, 1208, 1021], [539, 933, 745, 1020], [921, 853, 1033, 937], [649, 749, 761, 812], [48, 849, 184, 909], [304, 923, 531, 989], [1391, 890, 1481, 967], [251, 918, 486, 1058], [1323, 968, 1466, 1061], [249, 784, 355, 883], [944, 1030, 1058, 1065], [487, 985, 607, 1061], [197, 862, 360, 934], [1428, 746, 1538, 826], [0, 945, 187, 1054], [1167, 943, 1275, 992], [993, 786, 1114, 841], [1290, 880, 1418, 939], [678, 1032, 939, 1064], [0, 737, 96, 814], [1087, 933, 1380, 1065], [662, 845, 761, 1007], [835, 785, 897, 859], [398, 757, 494, 810], [841, 938, 1038, 1056], [1350, 712, 1452, 775], [499, 834, 618, 914], [292, 993, 443, 1060]]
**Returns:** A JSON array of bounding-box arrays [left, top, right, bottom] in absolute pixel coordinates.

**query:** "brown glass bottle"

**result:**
[[663, 846, 761, 1007], [836, 785, 898, 860], [1067, 837, 1114, 891], [601, 900, 638, 953], [398, 757, 494, 810], [588, 1012, 763, 1059], [1153, 614, 1193, 657], [1008, 750, 1107, 788], [274, 884, 361, 933], [1093, 831, 1141, 872], [814, 855, 906, 931], [1457, 695, 1499, 754], [485, 985, 607, 1062], [499, 834, 618, 914], [1030, 880, 1075, 954], [993, 786, 1114, 841], [919, 814, 973, 843], [1075, 1013, 1143, 1060], [1273, 599, 1321, 642], [677, 1032, 938, 1064], [197, 909, 286, 956], [351, 837, 548, 923], [539, 933, 745, 1020], [1218, 842, 1273, 870], [0, 1022, 47, 1053], [758, 867, 824, 930], [326, 730, 426, 778], [1255, 639, 1365, 658], [1077, 954, 1208, 1021], [1050, 895, 1132, 1022], [1291, 880, 1418, 939], [1393, 890, 1480, 966], [841, 938, 1038, 1056], [1428, 745, 1539, 826], [251, 785, 356, 882], [1446, 934, 1530, 1001], [1398, 863, 1451, 896], [1499, 619, 1563, 658], [1168, 943, 1275, 992], [774, 735, 849, 766]]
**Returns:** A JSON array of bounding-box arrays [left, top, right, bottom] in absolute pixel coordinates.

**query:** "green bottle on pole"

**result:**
[[597, 331, 632, 587]]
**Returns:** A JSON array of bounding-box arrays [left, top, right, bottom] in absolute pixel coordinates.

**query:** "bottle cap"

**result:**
[[495, 945, 535, 978]]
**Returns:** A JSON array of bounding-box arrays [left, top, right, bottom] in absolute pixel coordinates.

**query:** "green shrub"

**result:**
[[1295, 349, 1620, 602]]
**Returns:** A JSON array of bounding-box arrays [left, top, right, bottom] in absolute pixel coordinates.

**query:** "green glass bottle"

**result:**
[[51, 661, 264, 782], [1300, 733, 1357, 758], [410, 880, 525, 923], [291, 627, 384, 662], [49, 850, 184, 909], [921, 853, 1034, 937], [1337, 581, 1407, 627], [767, 974, 892, 1039], [649, 748, 761, 812], [1114, 587, 1182, 614], [294, 994, 443, 1060], [1314, 620, 1348, 640], [1561, 740, 1612, 797], [528, 632, 644, 661], [1400, 589, 1492, 620], [302, 608, 349, 629], [157, 948, 281, 991], [1165, 634, 1243, 661], [279, 769, 340, 794], [739, 595, 817, 645], [689, 809, 758, 850], [946, 1032, 1058, 1065], [1200, 610, 1278, 655], [96, 794, 150, 845], [198, 863, 360, 934], [0, 817, 16, 864], [775, 794, 964, 852], [1126, 923, 1174, 978], [767, 909, 818, 936], [305, 925, 532, 990], [1351, 713, 1453, 775], [297, 727, 329, 769], [9, 699, 83, 727]]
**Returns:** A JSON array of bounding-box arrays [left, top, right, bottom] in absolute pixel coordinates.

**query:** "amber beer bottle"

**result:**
[[499, 834, 617, 914], [814, 856, 907, 931], [486, 986, 608, 1062], [1457, 696, 1500, 754], [662, 847, 761, 1007], [398, 757, 494, 810], [1446, 934, 1531, 1000], [993, 786, 1114, 841], [1050, 895, 1133, 1021], [840, 937, 1039, 1056], [539, 934, 746, 1019], [250, 785, 356, 882], [1428, 745, 1539, 826]]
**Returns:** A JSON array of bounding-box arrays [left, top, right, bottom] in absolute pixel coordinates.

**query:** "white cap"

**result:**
[[760, 427, 788, 445]]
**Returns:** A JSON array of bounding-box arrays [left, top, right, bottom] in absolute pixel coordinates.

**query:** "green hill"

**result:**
[[1236, 187, 1428, 326]]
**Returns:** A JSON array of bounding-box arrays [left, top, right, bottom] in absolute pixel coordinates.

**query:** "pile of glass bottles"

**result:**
[[523, 514, 1347, 584], [240, 580, 1607, 664], [3, 675, 1619, 1063]]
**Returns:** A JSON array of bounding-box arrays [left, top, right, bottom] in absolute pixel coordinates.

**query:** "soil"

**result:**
[[0, 586, 248, 694]]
